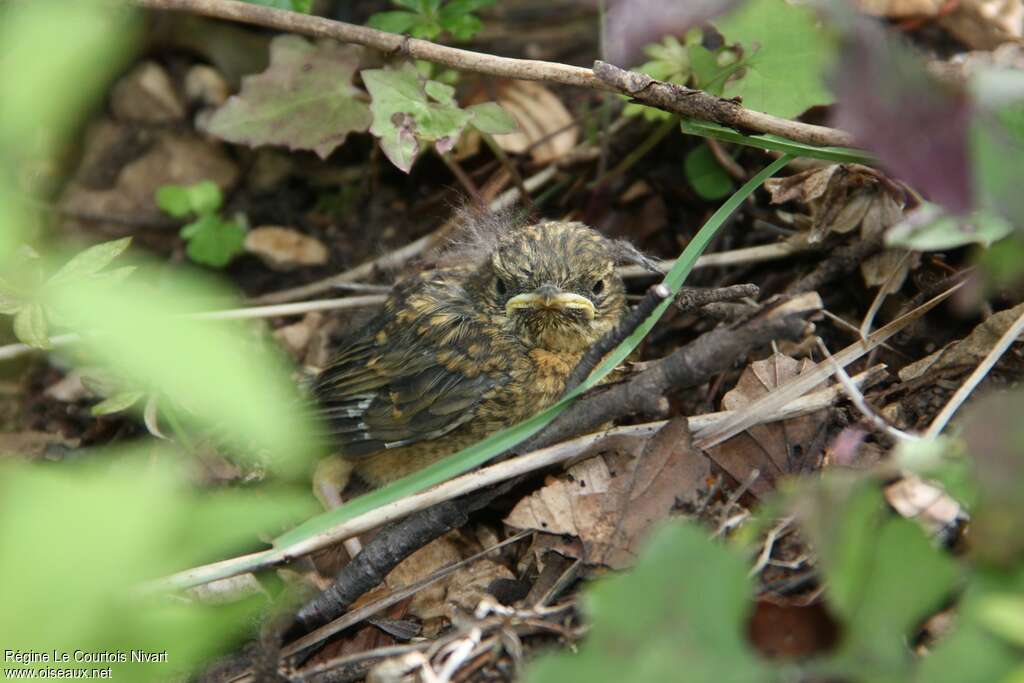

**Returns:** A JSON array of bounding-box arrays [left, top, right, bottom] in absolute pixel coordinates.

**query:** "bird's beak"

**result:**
[[505, 284, 596, 320]]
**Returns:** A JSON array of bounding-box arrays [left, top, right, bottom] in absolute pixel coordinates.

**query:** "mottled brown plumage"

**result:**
[[313, 221, 629, 486]]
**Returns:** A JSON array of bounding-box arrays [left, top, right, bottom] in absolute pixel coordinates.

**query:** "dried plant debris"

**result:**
[[468, 80, 578, 164], [764, 163, 906, 243], [505, 420, 709, 569], [704, 353, 828, 498], [899, 301, 1024, 381]]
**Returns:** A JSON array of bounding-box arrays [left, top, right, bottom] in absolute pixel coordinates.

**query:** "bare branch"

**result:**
[[132, 0, 857, 149]]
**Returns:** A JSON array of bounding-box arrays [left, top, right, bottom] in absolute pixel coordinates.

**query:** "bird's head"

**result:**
[[468, 221, 629, 353]]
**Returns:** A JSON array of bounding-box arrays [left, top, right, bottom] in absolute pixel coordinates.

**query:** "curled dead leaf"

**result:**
[[467, 80, 577, 164], [504, 420, 710, 569], [764, 163, 906, 243], [704, 353, 828, 499]]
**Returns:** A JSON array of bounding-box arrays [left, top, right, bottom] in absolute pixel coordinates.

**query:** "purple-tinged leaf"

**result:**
[[830, 22, 974, 214], [602, 0, 738, 67], [204, 36, 371, 160]]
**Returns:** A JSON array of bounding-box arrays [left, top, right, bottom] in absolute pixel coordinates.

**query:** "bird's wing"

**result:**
[[313, 275, 500, 458]]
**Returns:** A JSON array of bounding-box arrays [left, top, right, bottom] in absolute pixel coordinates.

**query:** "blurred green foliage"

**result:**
[[528, 523, 769, 683], [368, 0, 496, 41], [156, 181, 247, 268], [624, 32, 741, 121], [684, 143, 736, 200], [0, 451, 315, 678], [527, 433, 1024, 683], [0, 3, 323, 679], [0, 238, 134, 349], [241, 0, 313, 12]]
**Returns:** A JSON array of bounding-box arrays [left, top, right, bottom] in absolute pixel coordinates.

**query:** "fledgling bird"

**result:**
[[313, 220, 637, 487]]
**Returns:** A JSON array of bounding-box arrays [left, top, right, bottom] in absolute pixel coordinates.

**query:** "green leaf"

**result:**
[[977, 594, 1024, 647], [409, 19, 443, 40], [0, 454, 314, 675], [424, 79, 456, 104], [240, 0, 312, 12], [13, 303, 50, 349], [180, 215, 246, 268], [713, 0, 835, 118], [978, 234, 1024, 288], [185, 180, 223, 215], [467, 102, 518, 134], [49, 237, 132, 285], [440, 0, 496, 16], [970, 68, 1024, 225], [155, 184, 193, 218], [91, 390, 145, 416], [0, 1, 136, 163], [684, 143, 735, 200], [45, 273, 322, 471], [0, 276, 24, 315], [367, 10, 422, 34], [271, 156, 793, 556], [528, 522, 769, 683], [916, 571, 1024, 683], [440, 12, 483, 40], [886, 203, 1013, 251], [795, 477, 959, 677], [362, 62, 473, 172], [205, 35, 372, 160], [838, 519, 959, 671], [681, 118, 876, 165]]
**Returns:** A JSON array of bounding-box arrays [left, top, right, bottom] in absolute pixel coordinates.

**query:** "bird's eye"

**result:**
[[495, 278, 508, 296], [592, 279, 605, 295]]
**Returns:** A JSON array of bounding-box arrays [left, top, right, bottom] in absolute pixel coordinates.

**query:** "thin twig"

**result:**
[[693, 281, 965, 449], [0, 296, 387, 363], [282, 532, 531, 659], [815, 337, 917, 442], [562, 283, 669, 392], [145, 363, 873, 596], [859, 250, 914, 340], [924, 306, 1024, 439], [619, 239, 815, 279], [132, 0, 857, 149]]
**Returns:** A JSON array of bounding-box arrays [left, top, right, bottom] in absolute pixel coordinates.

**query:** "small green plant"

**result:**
[[0, 238, 133, 349], [156, 181, 246, 268], [368, 0, 495, 41], [241, 0, 312, 12], [624, 31, 741, 122]]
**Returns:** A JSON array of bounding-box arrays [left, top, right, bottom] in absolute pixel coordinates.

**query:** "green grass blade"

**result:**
[[273, 154, 794, 548], [681, 119, 876, 165]]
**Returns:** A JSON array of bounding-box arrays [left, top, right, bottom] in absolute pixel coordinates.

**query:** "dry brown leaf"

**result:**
[[273, 312, 323, 360], [885, 475, 964, 537], [481, 81, 577, 164], [764, 164, 906, 243], [860, 248, 919, 290], [940, 0, 1024, 49], [245, 226, 328, 271], [899, 301, 1024, 381], [504, 419, 709, 569], [704, 353, 828, 498], [384, 531, 513, 624], [855, 0, 945, 17]]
